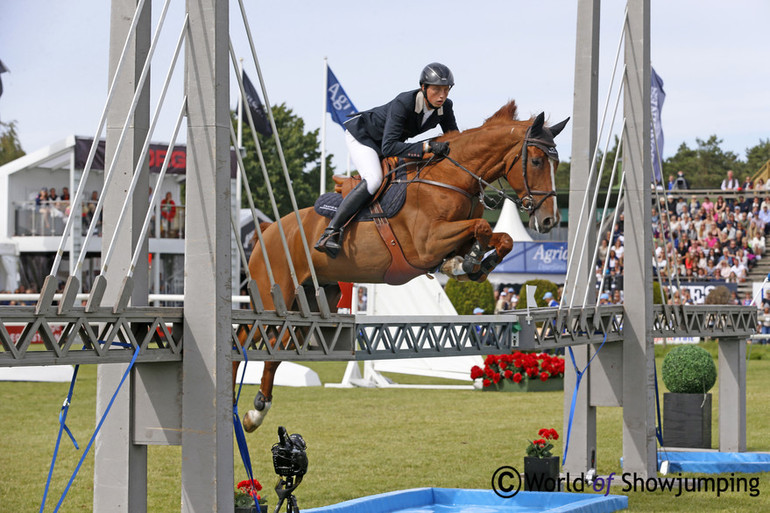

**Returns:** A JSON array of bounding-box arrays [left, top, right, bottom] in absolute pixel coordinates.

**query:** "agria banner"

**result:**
[[492, 242, 568, 275]]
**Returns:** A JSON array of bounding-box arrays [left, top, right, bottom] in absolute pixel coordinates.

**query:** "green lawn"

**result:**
[[1, 345, 769, 512]]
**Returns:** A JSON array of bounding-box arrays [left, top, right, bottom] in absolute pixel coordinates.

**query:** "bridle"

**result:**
[[500, 125, 559, 214]]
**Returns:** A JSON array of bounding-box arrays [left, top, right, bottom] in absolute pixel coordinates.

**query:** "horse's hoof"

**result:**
[[243, 402, 271, 432]]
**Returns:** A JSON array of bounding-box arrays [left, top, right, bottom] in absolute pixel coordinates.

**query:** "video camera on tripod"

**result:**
[[271, 426, 308, 513]]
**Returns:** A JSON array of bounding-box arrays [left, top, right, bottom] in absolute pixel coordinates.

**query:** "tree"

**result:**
[[745, 138, 770, 174], [0, 121, 25, 165], [235, 103, 334, 216], [663, 135, 743, 188]]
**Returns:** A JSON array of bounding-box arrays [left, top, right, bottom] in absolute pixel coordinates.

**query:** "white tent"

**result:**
[[494, 199, 533, 242], [328, 275, 482, 389]]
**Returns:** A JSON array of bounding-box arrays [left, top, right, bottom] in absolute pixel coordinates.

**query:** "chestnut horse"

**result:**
[[239, 101, 568, 432]]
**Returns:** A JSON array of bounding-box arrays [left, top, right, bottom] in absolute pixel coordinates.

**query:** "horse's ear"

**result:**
[[549, 117, 570, 138], [530, 112, 545, 136]]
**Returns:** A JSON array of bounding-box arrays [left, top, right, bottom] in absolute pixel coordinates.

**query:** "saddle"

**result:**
[[313, 157, 427, 285]]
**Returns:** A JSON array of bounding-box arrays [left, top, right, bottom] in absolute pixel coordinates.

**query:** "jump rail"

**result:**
[[0, 304, 755, 367]]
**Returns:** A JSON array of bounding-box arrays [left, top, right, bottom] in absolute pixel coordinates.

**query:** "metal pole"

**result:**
[[622, 0, 656, 478], [182, 0, 233, 510], [320, 57, 328, 195]]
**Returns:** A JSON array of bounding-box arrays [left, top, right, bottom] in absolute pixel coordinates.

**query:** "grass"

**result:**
[[1, 345, 769, 512]]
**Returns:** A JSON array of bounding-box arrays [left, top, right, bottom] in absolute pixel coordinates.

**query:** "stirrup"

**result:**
[[314, 228, 342, 258]]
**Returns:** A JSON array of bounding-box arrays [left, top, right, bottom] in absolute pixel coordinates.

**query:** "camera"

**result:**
[[272, 426, 308, 478]]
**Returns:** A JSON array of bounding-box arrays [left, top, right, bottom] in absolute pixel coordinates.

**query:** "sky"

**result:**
[[1, 1, 768, 177]]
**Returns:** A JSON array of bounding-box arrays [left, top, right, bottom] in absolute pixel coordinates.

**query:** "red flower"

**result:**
[[540, 372, 549, 382], [550, 429, 559, 440], [504, 369, 513, 379], [538, 428, 548, 437], [512, 372, 523, 383], [470, 365, 484, 379], [482, 378, 492, 388], [498, 360, 507, 370], [492, 372, 501, 384]]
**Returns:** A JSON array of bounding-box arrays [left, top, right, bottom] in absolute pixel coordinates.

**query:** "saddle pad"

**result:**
[[313, 168, 409, 221]]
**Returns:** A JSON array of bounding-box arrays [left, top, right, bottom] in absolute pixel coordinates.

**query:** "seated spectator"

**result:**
[[741, 175, 753, 191], [714, 196, 727, 217], [701, 196, 714, 216]]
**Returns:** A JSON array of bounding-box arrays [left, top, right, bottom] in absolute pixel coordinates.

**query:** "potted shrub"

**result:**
[[235, 479, 268, 513], [524, 428, 560, 491], [470, 351, 564, 392], [661, 345, 717, 448]]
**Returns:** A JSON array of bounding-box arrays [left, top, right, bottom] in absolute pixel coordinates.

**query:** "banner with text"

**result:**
[[492, 242, 568, 275]]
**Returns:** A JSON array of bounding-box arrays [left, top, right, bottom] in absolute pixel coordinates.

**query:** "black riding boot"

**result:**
[[314, 180, 373, 258]]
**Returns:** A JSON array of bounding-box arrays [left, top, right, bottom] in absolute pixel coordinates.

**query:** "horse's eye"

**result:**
[[531, 157, 543, 167]]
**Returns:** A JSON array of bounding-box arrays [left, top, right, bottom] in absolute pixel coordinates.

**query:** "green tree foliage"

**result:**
[[662, 135, 744, 188], [234, 103, 334, 215], [745, 138, 770, 175], [0, 121, 25, 165], [444, 278, 495, 315]]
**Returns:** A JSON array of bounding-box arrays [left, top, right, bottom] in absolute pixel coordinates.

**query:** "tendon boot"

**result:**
[[315, 180, 373, 258]]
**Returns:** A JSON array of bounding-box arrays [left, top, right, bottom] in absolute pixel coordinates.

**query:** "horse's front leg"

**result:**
[[467, 231, 514, 282], [243, 361, 279, 433], [422, 218, 493, 275]]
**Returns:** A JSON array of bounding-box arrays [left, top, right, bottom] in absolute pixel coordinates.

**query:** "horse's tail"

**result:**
[[251, 221, 273, 246]]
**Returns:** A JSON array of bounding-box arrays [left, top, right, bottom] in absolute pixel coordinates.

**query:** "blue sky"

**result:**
[[1, 1, 768, 175]]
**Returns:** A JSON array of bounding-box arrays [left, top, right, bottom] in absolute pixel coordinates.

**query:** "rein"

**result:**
[[394, 128, 558, 214]]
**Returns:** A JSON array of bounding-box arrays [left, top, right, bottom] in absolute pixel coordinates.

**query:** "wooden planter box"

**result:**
[[524, 456, 559, 491], [482, 376, 563, 393], [663, 392, 712, 448]]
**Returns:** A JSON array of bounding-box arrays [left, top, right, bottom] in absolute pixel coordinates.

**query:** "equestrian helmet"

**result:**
[[419, 63, 454, 87]]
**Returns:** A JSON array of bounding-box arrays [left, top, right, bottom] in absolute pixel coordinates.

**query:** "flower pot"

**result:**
[[482, 376, 563, 393], [523, 456, 559, 491], [663, 392, 712, 448]]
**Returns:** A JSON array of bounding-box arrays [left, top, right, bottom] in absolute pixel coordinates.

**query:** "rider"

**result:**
[[314, 62, 459, 258]]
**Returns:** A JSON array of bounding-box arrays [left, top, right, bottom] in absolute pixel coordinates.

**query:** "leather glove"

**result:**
[[427, 140, 450, 157]]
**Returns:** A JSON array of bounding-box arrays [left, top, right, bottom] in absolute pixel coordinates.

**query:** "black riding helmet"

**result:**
[[419, 62, 454, 88]]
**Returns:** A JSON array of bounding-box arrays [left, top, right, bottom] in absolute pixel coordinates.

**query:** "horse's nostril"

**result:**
[[543, 217, 553, 227]]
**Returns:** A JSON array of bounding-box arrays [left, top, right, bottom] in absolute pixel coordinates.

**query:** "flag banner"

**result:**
[[650, 67, 666, 184], [326, 66, 357, 128], [0, 59, 8, 98], [242, 71, 272, 136]]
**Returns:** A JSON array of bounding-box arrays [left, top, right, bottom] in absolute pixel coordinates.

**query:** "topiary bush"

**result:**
[[514, 279, 559, 309], [661, 345, 717, 394], [704, 285, 731, 305], [444, 278, 495, 315]]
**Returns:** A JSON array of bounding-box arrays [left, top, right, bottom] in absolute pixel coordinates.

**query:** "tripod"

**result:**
[[273, 475, 302, 513]]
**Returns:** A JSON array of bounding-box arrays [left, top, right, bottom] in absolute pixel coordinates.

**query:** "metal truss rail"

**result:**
[[0, 306, 183, 367], [0, 304, 757, 367]]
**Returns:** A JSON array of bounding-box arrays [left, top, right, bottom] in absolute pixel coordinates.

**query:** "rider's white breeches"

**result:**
[[346, 130, 383, 195]]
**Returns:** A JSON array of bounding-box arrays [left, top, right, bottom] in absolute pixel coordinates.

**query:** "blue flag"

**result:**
[[650, 67, 665, 184], [242, 71, 272, 136], [326, 66, 357, 128]]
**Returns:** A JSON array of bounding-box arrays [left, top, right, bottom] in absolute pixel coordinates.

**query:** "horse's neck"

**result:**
[[427, 125, 525, 189]]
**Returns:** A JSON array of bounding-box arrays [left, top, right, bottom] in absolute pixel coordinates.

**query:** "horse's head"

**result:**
[[499, 110, 569, 233]]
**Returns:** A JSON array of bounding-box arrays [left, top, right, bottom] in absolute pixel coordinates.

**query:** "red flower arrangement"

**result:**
[[526, 428, 559, 458], [235, 479, 267, 507], [470, 351, 565, 388]]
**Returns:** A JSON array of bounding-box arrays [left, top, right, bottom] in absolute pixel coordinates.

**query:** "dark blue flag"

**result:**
[[326, 66, 357, 128], [0, 59, 8, 98], [242, 71, 272, 136], [650, 67, 665, 184]]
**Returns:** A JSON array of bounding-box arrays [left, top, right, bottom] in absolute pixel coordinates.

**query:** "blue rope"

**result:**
[[653, 363, 665, 446], [52, 345, 142, 513], [233, 346, 261, 510], [562, 331, 609, 466], [40, 364, 81, 513]]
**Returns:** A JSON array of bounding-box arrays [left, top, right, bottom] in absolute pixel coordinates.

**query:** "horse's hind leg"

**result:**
[[243, 360, 278, 433]]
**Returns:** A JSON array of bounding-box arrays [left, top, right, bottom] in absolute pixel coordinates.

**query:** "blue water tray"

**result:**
[[659, 451, 770, 474], [303, 487, 627, 513]]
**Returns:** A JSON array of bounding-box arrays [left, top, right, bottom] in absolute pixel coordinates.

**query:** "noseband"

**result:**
[[503, 125, 558, 214]]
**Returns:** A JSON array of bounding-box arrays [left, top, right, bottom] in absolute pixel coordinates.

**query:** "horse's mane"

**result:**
[[439, 100, 520, 145]]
